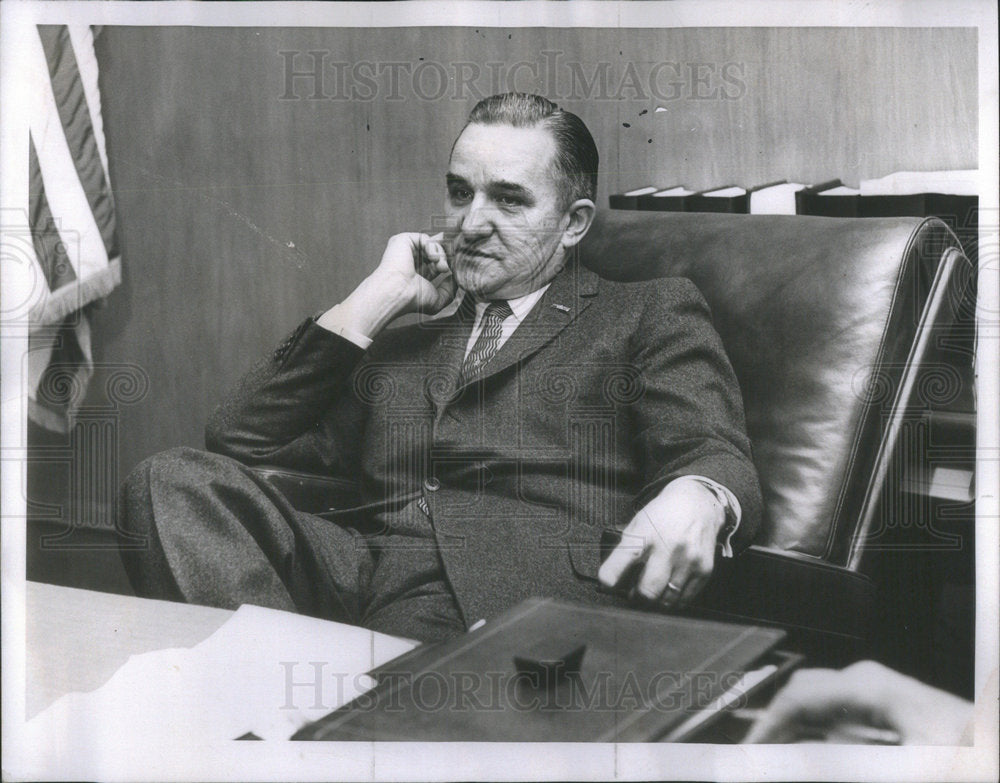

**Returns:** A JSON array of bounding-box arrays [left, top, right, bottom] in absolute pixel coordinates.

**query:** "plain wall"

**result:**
[[81, 25, 976, 480]]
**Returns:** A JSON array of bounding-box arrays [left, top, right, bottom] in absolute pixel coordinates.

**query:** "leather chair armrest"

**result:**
[[247, 466, 360, 515], [689, 545, 876, 663]]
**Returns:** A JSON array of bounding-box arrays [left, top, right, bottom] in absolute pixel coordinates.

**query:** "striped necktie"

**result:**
[[461, 300, 513, 380]]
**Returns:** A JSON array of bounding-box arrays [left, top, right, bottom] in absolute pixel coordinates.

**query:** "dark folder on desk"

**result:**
[[293, 597, 788, 742]]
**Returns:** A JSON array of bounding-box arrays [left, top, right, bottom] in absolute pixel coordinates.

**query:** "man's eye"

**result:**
[[449, 187, 472, 203], [497, 195, 523, 207]]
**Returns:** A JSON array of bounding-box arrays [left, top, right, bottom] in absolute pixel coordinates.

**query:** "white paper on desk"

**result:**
[[859, 169, 979, 195], [25, 604, 418, 746]]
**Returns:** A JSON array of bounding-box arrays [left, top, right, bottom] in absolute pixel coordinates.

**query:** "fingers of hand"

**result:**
[[677, 573, 710, 603], [597, 529, 647, 588], [742, 668, 851, 743], [383, 232, 420, 268], [410, 234, 447, 278], [742, 691, 813, 743], [599, 510, 716, 607], [430, 272, 457, 309], [635, 547, 676, 602], [666, 537, 705, 605], [643, 531, 714, 607], [742, 710, 792, 744], [381, 233, 448, 278]]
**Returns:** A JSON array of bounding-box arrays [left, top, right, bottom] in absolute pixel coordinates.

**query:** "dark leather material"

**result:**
[[295, 597, 788, 742], [247, 466, 359, 515], [693, 545, 875, 642], [578, 211, 965, 563]]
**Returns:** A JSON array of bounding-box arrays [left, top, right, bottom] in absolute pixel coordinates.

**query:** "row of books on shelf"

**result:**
[[609, 170, 979, 227]]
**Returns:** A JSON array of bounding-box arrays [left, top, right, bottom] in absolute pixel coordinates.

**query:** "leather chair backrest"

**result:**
[[578, 210, 966, 563]]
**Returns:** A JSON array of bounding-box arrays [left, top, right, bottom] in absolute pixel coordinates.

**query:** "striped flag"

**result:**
[[24, 24, 121, 432]]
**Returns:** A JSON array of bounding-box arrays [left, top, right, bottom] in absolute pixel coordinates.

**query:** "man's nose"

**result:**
[[460, 194, 494, 239]]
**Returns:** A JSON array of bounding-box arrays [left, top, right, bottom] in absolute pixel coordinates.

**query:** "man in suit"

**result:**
[[119, 93, 761, 642]]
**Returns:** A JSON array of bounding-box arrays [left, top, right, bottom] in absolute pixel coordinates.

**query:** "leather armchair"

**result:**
[[252, 210, 971, 660]]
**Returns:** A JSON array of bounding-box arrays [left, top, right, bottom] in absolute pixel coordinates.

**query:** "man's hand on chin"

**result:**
[[317, 232, 457, 339], [597, 477, 726, 608]]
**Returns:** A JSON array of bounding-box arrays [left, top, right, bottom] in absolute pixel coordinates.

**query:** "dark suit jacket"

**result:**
[[206, 262, 761, 624]]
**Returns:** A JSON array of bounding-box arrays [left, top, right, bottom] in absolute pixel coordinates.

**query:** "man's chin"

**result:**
[[453, 268, 499, 299]]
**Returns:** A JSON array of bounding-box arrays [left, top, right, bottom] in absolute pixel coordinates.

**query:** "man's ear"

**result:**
[[560, 199, 596, 250]]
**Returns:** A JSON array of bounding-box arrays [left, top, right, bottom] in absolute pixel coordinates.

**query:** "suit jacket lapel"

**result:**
[[424, 294, 476, 418], [458, 261, 600, 390]]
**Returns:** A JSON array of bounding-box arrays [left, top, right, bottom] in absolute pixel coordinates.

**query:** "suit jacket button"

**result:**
[[424, 477, 441, 492]]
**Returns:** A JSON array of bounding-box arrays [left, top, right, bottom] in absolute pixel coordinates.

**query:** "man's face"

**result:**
[[444, 122, 572, 300]]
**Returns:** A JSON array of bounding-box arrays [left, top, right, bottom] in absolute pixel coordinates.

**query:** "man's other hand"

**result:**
[[317, 233, 457, 339], [597, 477, 725, 607], [742, 660, 974, 745]]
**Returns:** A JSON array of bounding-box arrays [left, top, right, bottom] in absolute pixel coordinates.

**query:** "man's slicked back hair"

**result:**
[[462, 93, 599, 208]]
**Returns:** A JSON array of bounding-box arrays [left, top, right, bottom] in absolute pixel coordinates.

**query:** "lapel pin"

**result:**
[[552, 303, 571, 313]]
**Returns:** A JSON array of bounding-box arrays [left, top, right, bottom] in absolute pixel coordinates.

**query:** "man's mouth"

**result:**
[[456, 247, 498, 261]]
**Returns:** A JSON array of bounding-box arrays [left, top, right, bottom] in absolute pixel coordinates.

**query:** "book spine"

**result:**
[[609, 194, 640, 210], [686, 194, 749, 214], [803, 195, 859, 217], [795, 179, 843, 214], [857, 194, 929, 218]]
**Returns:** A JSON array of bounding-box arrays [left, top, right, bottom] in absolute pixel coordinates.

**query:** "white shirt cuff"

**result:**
[[314, 304, 374, 350]]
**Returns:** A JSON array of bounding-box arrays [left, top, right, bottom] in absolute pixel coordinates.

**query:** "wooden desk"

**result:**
[[25, 582, 794, 743]]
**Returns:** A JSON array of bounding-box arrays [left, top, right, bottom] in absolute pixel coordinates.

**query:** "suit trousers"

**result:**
[[117, 446, 466, 643]]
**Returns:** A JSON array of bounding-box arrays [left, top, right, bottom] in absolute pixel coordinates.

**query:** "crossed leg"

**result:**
[[117, 446, 467, 642], [117, 446, 371, 625]]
